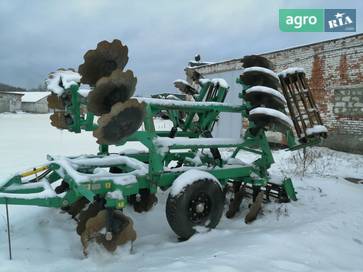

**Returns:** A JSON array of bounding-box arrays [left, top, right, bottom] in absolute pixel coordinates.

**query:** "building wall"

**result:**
[[21, 97, 49, 113], [189, 34, 363, 154], [0, 93, 22, 112], [262, 34, 363, 154]]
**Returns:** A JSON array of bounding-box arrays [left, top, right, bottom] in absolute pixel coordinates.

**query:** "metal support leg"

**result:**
[[5, 199, 12, 260]]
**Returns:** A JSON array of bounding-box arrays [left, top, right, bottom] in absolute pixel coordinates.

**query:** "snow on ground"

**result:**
[[0, 113, 363, 272]]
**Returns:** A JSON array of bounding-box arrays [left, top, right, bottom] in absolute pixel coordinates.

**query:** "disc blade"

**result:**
[[50, 112, 73, 129], [245, 191, 264, 224], [174, 80, 198, 95], [248, 107, 293, 133], [80, 209, 107, 255], [81, 210, 136, 255], [240, 67, 280, 90], [244, 86, 286, 110], [109, 211, 136, 246], [79, 39, 129, 86], [76, 202, 105, 235], [95, 210, 136, 252], [94, 99, 146, 145], [47, 93, 65, 110], [87, 69, 137, 116], [242, 55, 273, 70], [66, 197, 89, 218]]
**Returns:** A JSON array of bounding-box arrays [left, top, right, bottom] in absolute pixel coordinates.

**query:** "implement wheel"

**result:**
[[166, 170, 224, 240]]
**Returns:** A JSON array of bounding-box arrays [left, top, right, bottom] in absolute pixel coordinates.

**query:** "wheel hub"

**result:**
[[188, 192, 211, 223], [196, 203, 205, 213]]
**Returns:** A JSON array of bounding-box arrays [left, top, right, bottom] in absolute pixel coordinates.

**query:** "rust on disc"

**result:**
[[66, 197, 89, 219], [76, 201, 105, 235], [50, 112, 73, 129], [47, 93, 65, 110], [81, 210, 136, 255], [79, 39, 129, 86], [241, 55, 274, 70], [245, 191, 264, 224], [87, 69, 137, 116], [93, 99, 146, 145]]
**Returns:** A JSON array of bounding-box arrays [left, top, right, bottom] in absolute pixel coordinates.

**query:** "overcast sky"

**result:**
[[0, 0, 361, 95]]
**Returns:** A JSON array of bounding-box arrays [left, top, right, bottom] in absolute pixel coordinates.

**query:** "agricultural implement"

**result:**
[[0, 40, 327, 255]]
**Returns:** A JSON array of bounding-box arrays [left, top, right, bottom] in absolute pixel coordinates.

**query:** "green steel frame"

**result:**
[[0, 78, 320, 210]]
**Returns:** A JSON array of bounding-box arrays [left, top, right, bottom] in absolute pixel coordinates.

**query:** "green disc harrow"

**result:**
[[0, 40, 327, 255]]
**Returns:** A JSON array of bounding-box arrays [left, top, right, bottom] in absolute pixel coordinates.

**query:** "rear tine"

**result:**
[[226, 190, 245, 219], [279, 71, 327, 140], [245, 191, 264, 224]]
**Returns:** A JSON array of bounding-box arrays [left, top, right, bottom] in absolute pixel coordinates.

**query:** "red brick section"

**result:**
[[262, 34, 363, 153], [310, 54, 327, 113], [339, 54, 349, 82]]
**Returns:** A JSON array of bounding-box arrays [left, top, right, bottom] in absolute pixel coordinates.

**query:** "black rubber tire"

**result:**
[[166, 178, 225, 240]]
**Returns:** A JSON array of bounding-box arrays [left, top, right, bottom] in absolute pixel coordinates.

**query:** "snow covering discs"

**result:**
[[46, 68, 81, 95], [240, 67, 281, 90], [79, 39, 129, 86], [244, 86, 286, 110], [94, 99, 146, 145], [240, 56, 291, 132], [242, 55, 274, 70], [87, 69, 137, 116], [248, 107, 293, 133]]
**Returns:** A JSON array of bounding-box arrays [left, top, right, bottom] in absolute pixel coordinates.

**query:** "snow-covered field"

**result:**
[[0, 113, 362, 272]]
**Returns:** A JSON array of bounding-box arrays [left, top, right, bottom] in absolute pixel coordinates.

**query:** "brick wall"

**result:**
[[189, 34, 363, 154], [262, 34, 363, 153]]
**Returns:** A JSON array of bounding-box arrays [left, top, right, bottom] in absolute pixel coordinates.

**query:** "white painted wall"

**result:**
[[203, 69, 244, 138], [0, 93, 22, 112], [22, 97, 49, 113]]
